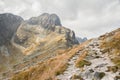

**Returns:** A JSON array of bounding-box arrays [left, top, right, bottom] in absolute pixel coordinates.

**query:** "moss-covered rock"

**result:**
[[107, 66, 118, 73], [94, 72, 105, 80], [114, 76, 120, 80], [76, 60, 91, 68], [71, 74, 83, 80]]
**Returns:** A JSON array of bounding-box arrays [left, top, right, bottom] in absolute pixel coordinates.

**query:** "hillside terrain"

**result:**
[[0, 13, 79, 79], [11, 28, 120, 80], [0, 13, 120, 80]]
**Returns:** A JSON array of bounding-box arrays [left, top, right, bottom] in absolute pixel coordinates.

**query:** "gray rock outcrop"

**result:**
[[0, 13, 23, 45]]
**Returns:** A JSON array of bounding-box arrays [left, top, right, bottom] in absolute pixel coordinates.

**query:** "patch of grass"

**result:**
[[0, 65, 7, 73], [11, 40, 90, 80], [12, 71, 29, 80], [71, 74, 83, 80], [76, 59, 91, 68], [55, 63, 68, 75], [107, 66, 118, 73], [100, 31, 120, 72], [111, 57, 120, 68], [115, 76, 120, 80]]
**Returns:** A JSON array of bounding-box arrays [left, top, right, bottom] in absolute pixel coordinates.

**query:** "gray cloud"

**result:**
[[0, 0, 120, 38]]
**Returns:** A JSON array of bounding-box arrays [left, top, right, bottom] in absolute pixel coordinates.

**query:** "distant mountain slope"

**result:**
[[0, 13, 79, 79], [13, 13, 78, 55], [76, 37, 87, 43]]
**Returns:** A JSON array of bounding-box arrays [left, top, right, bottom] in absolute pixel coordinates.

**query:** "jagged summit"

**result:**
[[27, 13, 62, 29], [13, 13, 78, 53]]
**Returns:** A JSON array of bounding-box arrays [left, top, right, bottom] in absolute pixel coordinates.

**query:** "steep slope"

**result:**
[[12, 13, 78, 55], [11, 28, 120, 80], [0, 13, 79, 79], [0, 13, 24, 73]]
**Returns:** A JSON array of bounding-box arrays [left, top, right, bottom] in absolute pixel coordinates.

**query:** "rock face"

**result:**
[[0, 13, 79, 77], [76, 37, 87, 43], [27, 13, 62, 29], [0, 13, 23, 45], [13, 13, 78, 55]]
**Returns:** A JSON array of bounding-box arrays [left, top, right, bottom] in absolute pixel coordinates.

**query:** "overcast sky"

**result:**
[[0, 0, 120, 38]]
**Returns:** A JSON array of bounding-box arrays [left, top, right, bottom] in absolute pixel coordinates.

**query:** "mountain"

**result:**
[[27, 13, 62, 29], [0, 13, 23, 45], [12, 13, 78, 55], [0, 13, 79, 79], [11, 28, 120, 80], [0, 13, 24, 74], [76, 37, 87, 43]]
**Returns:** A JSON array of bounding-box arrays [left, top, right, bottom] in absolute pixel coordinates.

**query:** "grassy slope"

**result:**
[[11, 40, 90, 80], [100, 28, 120, 68]]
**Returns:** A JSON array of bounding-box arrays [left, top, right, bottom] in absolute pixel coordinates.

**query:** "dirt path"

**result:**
[[57, 49, 82, 80]]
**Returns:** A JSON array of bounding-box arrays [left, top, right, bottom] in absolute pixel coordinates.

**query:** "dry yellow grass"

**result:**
[[0, 43, 23, 73], [100, 28, 120, 68], [75, 50, 91, 68], [11, 39, 91, 80]]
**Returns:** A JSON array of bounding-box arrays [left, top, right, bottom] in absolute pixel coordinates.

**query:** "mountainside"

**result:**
[[0, 13, 79, 79], [1, 12, 119, 80], [11, 28, 120, 80], [0, 13, 23, 45], [0, 13, 24, 74], [12, 13, 78, 55]]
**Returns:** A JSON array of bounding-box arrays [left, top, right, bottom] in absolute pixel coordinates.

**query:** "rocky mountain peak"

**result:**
[[27, 13, 62, 29], [12, 13, 78, 55]]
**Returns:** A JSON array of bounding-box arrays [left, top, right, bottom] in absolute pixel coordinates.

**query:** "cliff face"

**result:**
[[0, 13, 23, 45]]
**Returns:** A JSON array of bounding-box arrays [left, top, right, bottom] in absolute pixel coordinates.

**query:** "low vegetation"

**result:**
[[111, 57, 120, 69], [76, 59, 91, 68], [75, 50, 91, 68], [107, 66, 118, 73], [100, 29, 120, 69], [98, 72, 105, 79], [11, 40, 91, 80], [71, 74, 83, 80]]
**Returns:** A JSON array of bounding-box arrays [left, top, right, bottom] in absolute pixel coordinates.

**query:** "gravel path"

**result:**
[[57, 39, 120, 80], [57, 50, 82, 80]]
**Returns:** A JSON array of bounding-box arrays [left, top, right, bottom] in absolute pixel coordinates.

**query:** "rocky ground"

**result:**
[[57, 38, 120, 80]]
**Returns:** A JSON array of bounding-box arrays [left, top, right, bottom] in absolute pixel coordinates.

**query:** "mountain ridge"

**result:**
[[0, 13, 80, 78]]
